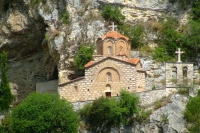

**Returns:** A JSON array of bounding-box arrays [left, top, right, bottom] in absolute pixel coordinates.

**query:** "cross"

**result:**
[[109, 22, 117, 31], [175, 48, 184, 62]]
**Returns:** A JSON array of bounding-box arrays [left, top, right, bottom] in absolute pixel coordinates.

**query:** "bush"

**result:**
[[0, 113, 14, 133], [61, 11, 70, 24], [134, 109, 152, 124], [120, 90, 139, 124], [73, 44, 94, 70], [79, 90, 139, 132], [79, 97, 123, 132], [184, 94, 200, 133], [101, 4, 125, 24], [11, 92, 79, 133], [119, 24, 145, 49]]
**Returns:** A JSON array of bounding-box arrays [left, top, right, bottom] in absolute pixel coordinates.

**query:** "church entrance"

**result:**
[[105, 84, 111, 97], [105, 92, 111, 97]]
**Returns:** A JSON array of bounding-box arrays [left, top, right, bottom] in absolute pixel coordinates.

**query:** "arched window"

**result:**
[[108, 46, 112, 55], [183, 67, 188, 78], [171, 67, 177, 83], [107, 72, 111, 81]]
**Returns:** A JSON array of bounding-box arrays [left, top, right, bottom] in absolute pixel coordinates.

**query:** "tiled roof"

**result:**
[[84, 61, 95, 67], [99, 31, 129, 41], [84, 57, 140, 68], [127, 58, 140, 64]]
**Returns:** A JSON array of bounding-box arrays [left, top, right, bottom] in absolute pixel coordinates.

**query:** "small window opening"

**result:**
[[107, 72, 112, 81], [108, 46, 112, 55]]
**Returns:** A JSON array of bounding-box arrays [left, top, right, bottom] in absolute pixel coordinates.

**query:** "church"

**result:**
[[58, 27, 146, 102]]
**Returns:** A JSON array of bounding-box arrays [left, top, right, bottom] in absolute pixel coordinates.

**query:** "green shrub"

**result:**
[[119, 24, 145, 49], [79, 97, 124, 132], [0, 113, 14, 133], [12, 92, 79, 133], [101, 4, 125, 24], [120, 90, 139, 123], [162, 114, 168, 123], [61, 11, 70, 24], [154, 101, 162, 109], [134, 109, 152, 124], [152, 86, 156, 90], [177, 88, 189, 95], [152, 45, 172, 62], [79, 90, 139, 132], [73, 44, 94, 70], [184, 94, 200, 133]]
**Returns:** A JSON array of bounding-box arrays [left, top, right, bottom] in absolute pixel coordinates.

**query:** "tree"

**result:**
[[79, 90, 139, 132], [11, 92, 79, 133], [0, 51, 14, 111], [184, 92, 200, 133], [73, 44, 94, 70]]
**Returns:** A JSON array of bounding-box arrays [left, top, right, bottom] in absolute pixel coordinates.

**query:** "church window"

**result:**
[[107, 72, 111, 81], [74, 86, 78, 91], [183, 67, 188, 78], [108, 46, 112, 55], [171, 67, 177, 83], [120, 46, 123, 51]]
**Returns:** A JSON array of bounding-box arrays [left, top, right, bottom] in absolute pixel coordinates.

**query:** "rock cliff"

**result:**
[[0, 0, 194, 132]]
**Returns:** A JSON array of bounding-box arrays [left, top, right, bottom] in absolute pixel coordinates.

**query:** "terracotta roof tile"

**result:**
[[84, 61, 95, 67], [100, 31, 129, 41], [127, 58, 140, 64]]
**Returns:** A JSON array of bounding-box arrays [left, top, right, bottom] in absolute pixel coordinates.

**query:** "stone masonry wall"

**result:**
[[58, 58, 146, 102], [166, 62, 193, 88]]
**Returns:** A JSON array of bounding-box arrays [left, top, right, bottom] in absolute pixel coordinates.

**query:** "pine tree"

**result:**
[[0, 51, 13, 111]]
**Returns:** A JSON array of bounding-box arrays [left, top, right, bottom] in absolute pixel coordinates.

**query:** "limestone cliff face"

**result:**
[[0, 0, 56, 102], [0, 0, 192, 132], [0, 0, 190, 100]]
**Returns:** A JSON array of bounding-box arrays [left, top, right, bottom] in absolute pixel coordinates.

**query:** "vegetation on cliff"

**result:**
[[0, 51, 14, 112], [184, 91, 200, 133], [79, 90, 151, 132], [73, 44, 94, 70]]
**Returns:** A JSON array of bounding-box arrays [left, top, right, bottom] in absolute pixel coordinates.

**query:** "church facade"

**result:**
[[58, 30, 146, 102]]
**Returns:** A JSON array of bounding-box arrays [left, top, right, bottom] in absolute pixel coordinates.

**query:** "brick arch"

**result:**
[[96, 67, 120, 82], [96, 40, 103, 55], [116, 39, 128, 56], [103, 39, 115, 56], [94, 62, 122, 81]]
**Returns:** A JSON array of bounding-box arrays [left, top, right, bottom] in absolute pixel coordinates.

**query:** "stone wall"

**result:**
[[36, 80, 58, 93], [72, 88, 176, 111], [137, 88, 175, 107], [59, 57, 146, 102], [166, 62, 193, 88]]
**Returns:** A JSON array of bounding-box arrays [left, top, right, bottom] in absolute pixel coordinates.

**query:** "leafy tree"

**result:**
[[79, 97, 124, 132], [0, 51, 14, 112], [73, 44, 94, 70], [101, 4, 125, 24], [184, 92, 200, 133], [79, 90, 139, 132], [11, 92, 79, 133], [120, 90, 139, 124]]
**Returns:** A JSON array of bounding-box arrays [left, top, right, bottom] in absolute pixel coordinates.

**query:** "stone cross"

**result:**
[[109, 22, 117, 31], [175, 48, 184, 62]]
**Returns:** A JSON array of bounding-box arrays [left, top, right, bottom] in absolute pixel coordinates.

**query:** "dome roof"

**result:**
[[99, 31, 129, 41]]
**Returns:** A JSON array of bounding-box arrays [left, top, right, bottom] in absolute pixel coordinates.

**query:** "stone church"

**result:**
[[58, 29, 146, 102]]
